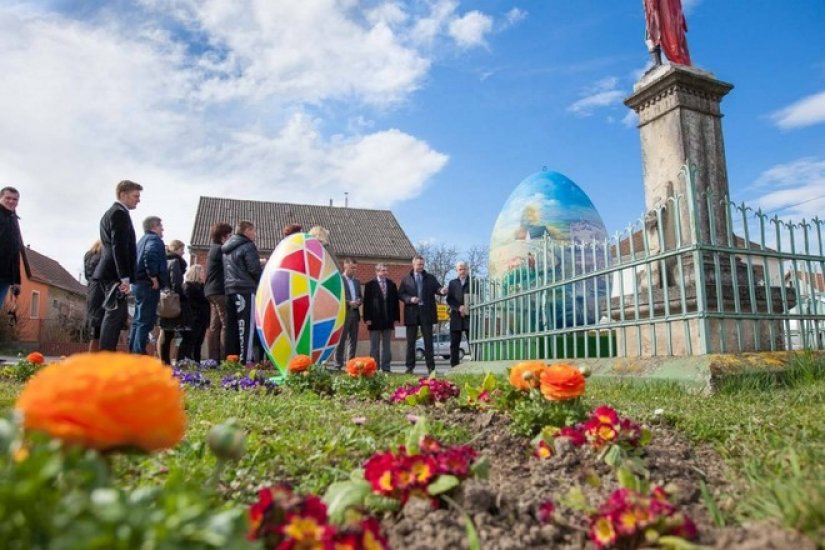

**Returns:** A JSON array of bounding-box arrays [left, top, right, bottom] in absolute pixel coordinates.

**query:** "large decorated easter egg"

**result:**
[[255, 233, 346, 374]]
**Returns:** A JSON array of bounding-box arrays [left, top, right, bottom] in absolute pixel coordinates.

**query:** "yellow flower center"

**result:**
[[283, 517, 325, 545]]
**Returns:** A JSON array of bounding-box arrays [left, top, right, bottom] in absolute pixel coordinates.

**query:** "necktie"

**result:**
[[379, 278, 386, 297], [415, 273, 423, 302]]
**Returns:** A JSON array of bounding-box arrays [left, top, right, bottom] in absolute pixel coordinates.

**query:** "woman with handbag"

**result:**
[[157, 240, 192, 365]]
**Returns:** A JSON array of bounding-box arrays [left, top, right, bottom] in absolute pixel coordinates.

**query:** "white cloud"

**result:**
[[771, 91, 825, 130], [621, 111, 638, 127], [504, 8, 527, 27], [448, 10, 493, 48], [750, 157, 825, 220], [0, 2, 469, 277], [567, 77, 625, 116], [410, 0, 459, 46], [681, 0, 702, 14]]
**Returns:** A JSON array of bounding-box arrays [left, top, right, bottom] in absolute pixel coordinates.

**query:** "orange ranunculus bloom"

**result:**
[[539, 363, 586, 401], [508, 361, 547, 391], [345, 356, 378, 377], [14, 352, 185, 452], [26, 352, 45, 365], [226, 355, 240, 363], [288, 354, 313, 373]]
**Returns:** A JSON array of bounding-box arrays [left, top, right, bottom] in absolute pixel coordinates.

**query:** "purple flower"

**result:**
[[172, 369, 211, 388], [221, 373, 278, 391], [199, 359, 219, 370]]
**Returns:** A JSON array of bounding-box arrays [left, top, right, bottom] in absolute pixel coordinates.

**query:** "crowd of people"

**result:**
[[1, 182, 472, 372]]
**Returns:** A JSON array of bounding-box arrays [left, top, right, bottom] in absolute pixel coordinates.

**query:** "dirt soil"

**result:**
[[380, 409, 816, 550]]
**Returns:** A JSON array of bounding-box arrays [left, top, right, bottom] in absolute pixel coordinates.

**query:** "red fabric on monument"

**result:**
[[644, 0, 692, 66]]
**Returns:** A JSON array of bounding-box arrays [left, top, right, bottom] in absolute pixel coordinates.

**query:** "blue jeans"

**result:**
[[129, 282, 160, 354]]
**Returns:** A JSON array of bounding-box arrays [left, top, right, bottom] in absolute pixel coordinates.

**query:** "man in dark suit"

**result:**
[[335, 258, 362, 369], [446, 261, 470, 367], [398, 254, 446, 374], [92, 180, 141, 351], [362, 263, 399, 372]]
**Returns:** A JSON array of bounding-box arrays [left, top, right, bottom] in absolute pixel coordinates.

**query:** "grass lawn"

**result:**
[[1, 353, 823, 544]]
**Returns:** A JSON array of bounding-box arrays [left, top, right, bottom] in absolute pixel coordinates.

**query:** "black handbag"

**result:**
[[157, 289, 181, 318]]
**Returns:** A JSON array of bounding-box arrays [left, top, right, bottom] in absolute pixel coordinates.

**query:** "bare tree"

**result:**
[[465, 245, 488, 279], [415, 242, 458, 285]]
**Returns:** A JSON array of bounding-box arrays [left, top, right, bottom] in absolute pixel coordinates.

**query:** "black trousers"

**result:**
[[450, 329, 469, 367], [225, 292, 256, 364], [405, 321, 434, 372], [335, 312, 360, 367], [99, 280, 128, 351]]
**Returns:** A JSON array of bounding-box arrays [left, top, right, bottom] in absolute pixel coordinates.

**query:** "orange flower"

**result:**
[[539, 363, 586, 401], [345, 356, 377, 377], [288, 354, 313, 373], [14, 352, 185, 452], [26, 352, 45, 365], [226, 355, 240, 363], [508, 361, 547, 391]]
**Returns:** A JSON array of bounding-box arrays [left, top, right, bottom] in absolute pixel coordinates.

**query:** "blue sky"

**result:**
[[1, 0, 824, 279]]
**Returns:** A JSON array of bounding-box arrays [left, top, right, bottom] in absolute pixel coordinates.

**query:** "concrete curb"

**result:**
[[448, 351, 825, 394]]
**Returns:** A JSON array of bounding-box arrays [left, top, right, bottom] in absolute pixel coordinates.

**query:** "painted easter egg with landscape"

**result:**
[[255, 233, 346, 374]]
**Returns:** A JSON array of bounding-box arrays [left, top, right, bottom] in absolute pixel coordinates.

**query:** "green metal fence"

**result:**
[[469, 164, 825, 359]]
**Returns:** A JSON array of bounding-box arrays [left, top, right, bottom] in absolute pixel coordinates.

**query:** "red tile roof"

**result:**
[[189, 196, 417, 261], [24, 246, 86, 296]]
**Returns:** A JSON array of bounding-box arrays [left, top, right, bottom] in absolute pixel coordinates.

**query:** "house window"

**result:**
[[30, 291, 41, 319]]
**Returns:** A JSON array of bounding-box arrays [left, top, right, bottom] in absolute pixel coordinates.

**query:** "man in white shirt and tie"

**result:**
[[334, 257, 362, 369]]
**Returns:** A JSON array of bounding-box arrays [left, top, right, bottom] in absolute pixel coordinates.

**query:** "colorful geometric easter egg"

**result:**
[[255, 233, 346, 375]]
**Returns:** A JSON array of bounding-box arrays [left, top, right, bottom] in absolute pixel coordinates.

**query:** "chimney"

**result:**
[[344, 192, 349, 208], [329, 198, 333, 206]]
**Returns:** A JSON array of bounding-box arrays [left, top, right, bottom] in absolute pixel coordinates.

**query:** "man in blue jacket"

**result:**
[[129, 216, 169, 354]]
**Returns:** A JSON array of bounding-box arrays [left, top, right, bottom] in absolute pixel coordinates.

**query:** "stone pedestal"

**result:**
[[610, 280, 795, 355], [617, 65, 788, 355], [625, 64, 733, 249]]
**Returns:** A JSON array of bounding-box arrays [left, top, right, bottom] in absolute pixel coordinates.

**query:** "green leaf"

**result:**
[[481, 372, 497, 392], [364, 493, 402, 512], [639, 427, 652, 447], [427, 475, 460, 496], [323, 480, 372, 525], [464, 512, 482, 550], [616, 467, 641, 492], [603, 444, 624, 467], [349, 468, 366, 482], [405, 416, 428, 455], [470, 456, 490, 480], [560, 486, 589, 512], [657, 535, 703, 549]]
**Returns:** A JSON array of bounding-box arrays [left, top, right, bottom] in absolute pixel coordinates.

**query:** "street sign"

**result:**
[[436, 304, 449, 321]]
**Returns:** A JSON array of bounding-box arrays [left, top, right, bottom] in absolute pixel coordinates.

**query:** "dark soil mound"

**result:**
[[380, 410, 815, 550]]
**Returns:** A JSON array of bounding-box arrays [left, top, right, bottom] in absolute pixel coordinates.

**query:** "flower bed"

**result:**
[[0, 352, 822, 548]]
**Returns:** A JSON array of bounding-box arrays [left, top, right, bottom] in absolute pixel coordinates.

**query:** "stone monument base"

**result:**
[[610, 282, 794, 355]]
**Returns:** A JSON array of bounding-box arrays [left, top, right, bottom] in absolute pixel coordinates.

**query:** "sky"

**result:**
[[2, 0, 824, 282]]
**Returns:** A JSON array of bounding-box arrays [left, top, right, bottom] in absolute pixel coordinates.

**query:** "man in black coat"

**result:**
[[446, 261, 470, 367], [92, 180, 141, 351], [0, 187, 25, 307], [398, 254, 446, 373], [222, 220, 262, 364], [362, 263, 399, 372]]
